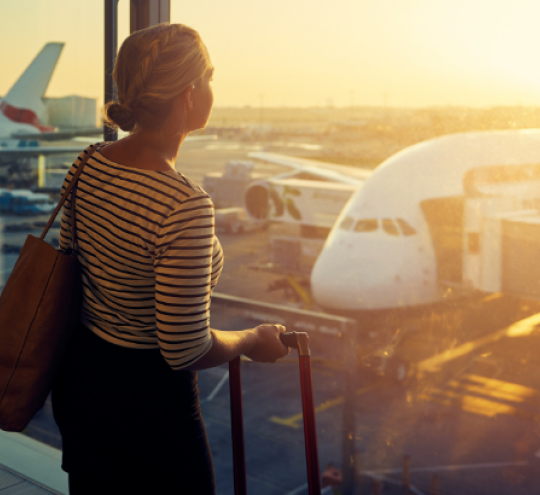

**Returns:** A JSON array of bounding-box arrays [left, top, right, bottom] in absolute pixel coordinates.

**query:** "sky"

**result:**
[[2, 0, 540, 109]]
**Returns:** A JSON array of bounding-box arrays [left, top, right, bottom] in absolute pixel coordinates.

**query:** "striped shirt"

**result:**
[[59, 143, 224, 370]]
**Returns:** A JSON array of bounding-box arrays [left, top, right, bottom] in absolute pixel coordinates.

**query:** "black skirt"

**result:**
[[52, 320, 215, 494]]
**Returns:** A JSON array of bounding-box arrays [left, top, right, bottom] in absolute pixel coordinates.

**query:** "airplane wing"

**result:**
[[0, 145, 83, 159], [247, 152, 371, 186], [0, 133, 219, 160], [13, 128, 219, 143], [12, 127, 103, 141]]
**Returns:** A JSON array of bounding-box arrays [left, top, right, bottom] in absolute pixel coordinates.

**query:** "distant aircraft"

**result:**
[[0, 43, 102, 144], [247, 130, 540, 314], [0, 43, 216, 186], [0, 43, 62, 139], [0, 43, 94, 185]]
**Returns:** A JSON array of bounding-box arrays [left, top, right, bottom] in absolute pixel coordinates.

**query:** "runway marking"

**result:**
[[416, 312, 540, 375], [203, 370, 230, 402], [283, 483, 333, 495], [452, 374, 540, 405], [369, 474, 425, 495], [270, 384, 379, 429], [420, 374, 540, 419], [286, 275, 311, 309], [419, 387, 537, 420]]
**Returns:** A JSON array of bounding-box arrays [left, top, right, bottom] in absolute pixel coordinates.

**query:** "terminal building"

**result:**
[[45, 95, 97, 129]]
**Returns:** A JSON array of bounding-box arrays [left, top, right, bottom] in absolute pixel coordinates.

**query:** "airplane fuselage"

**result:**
[[312, 206, 439, 311], [310, 130, 540, 312]]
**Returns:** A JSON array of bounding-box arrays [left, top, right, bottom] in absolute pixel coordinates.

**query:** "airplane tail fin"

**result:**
[[3, 43, 64, 122]]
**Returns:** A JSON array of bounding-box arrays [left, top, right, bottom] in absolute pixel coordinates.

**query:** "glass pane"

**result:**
[[354, 219, 378, 232], [382, 218, 399, 236], [339, 216, 354, 231], [397, 217, 417, 236], [161, 4, 540, 494], [1, 2, 540, 494], [0, 3, 110, 491]]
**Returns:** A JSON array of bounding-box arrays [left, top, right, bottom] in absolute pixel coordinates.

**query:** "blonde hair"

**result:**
[[103, 23, 212, 132]]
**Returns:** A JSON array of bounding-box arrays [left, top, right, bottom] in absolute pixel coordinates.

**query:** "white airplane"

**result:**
[[1, 43, 62, 139], [0, 42, 103, 144], [0, 43, 97, 186], [0, 41, 98, 178], [0, 43, 217, 186], [0, 41, 216, 143], [247, 130, 540, 314]]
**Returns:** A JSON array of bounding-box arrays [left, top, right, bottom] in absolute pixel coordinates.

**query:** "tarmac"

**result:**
[[1, 139, 540, 494]]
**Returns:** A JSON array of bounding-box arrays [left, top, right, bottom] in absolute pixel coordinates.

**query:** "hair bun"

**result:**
[[104, 102, 136, 132]]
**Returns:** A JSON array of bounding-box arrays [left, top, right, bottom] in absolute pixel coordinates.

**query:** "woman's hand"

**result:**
[[244, 324, 290, 363], [183, 325, 289, 371]]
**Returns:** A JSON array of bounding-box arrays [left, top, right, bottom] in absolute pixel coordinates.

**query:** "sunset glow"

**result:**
[[1, 0, 540, 108]]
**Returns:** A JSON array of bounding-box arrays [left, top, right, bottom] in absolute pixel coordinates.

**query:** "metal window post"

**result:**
[[103, 0, 170, 143], [130, 0, 170, 32], [104, 0, 119, 142]]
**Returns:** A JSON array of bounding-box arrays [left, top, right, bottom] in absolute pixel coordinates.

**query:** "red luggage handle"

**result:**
[[229, 355, 247, 495], [229, 331, 322, 495], [282, 332, 322, 495]]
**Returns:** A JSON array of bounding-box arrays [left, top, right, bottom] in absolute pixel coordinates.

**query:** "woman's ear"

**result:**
[[183, 86, 195, 111]]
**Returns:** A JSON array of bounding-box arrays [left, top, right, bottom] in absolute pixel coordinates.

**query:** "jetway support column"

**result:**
[[341, 319, 358, 495]]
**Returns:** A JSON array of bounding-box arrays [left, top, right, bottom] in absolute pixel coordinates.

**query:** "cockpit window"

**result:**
[[396, 218, 416, 236], [354, 219, 378, 232], [382, 218, 399, 236], [339, 216, 354, 231]]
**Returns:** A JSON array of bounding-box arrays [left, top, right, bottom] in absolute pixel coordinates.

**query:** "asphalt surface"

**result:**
[[2, 140, 540, 494], [13, 226, 540, 495]]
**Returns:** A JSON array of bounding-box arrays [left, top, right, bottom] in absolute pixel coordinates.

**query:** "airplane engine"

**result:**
[[244, 181, 271, 221], [245, 178, 356, 226]]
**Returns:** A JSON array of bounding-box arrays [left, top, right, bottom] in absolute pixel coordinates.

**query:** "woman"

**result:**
[[52, 23, 288, 495]]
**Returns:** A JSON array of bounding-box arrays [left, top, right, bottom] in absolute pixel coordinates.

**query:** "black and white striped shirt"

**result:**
[[59, 143, 224, 370]]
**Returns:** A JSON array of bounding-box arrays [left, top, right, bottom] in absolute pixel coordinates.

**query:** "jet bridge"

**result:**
[[422, 196, 540, 301], [420, 196, 465, 286]]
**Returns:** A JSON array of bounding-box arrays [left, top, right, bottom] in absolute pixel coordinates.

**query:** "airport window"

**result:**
[[354, 219, 378, 232], [3, 2, 540, 495], [0, 0, 128, 476], [339, 216, 354, 230], [382, 218, 400, 236], [396, 218, 416, 236]]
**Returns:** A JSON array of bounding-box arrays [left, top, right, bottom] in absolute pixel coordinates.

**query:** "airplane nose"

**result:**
[[310, 235, 428, 311], [311, 239, 384, 310], [311, 247, 355, 309]]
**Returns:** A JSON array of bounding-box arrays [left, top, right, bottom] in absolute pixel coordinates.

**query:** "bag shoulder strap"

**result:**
[[39, 144, 101, 241]]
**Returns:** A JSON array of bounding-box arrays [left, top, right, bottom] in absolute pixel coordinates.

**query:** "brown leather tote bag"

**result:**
[[0, 146, 95, 431]]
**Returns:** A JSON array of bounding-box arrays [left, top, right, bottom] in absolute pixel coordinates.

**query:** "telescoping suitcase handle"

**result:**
[[229, 331, 322, 495]]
